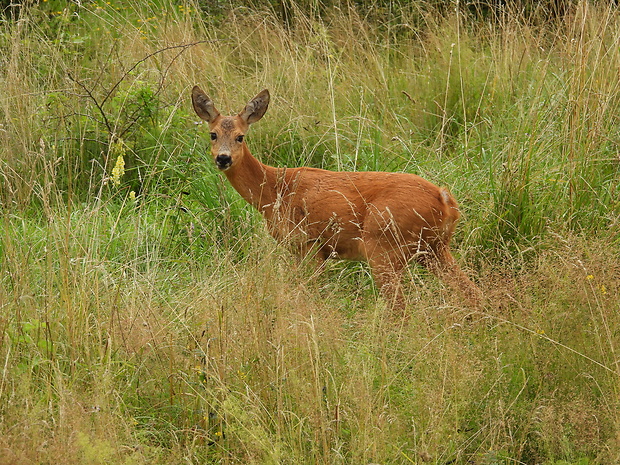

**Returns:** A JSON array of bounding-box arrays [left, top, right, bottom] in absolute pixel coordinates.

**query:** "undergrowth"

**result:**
[[1, 1, 620, 464]]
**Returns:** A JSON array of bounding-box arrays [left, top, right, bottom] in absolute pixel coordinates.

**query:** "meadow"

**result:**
[[1, 1, 619, 463]]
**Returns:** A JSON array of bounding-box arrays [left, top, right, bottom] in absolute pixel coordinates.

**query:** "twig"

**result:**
[[68, 40, 217, 142], [117, 43, 197, 140], [101, 40, 216, 108], [67, 72, 113, 135]]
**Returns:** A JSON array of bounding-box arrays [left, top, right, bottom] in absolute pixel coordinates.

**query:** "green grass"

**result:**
[[1, 1, 620, 463]]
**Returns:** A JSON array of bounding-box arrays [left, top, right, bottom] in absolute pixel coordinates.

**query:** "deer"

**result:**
[[191, 86, 481, 310]]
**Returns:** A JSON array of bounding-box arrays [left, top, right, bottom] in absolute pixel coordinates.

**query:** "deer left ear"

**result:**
[[239, 89, 270, 125]]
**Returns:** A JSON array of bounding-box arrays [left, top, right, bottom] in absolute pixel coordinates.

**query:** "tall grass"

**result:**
[[1, 1, 620, 463]]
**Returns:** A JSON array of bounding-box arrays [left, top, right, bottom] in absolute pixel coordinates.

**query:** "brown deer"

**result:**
[[191, 86, 481, 309]]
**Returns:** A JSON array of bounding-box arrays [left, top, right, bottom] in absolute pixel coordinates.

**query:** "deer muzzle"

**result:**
[[215, 154, 233, 170]]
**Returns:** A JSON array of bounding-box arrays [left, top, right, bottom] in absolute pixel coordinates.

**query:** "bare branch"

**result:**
[[101, 40, 216, 108], [67, 72, 113, 135], [67, 40, 217, 143]]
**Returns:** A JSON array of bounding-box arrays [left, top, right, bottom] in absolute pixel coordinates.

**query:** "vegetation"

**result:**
[[1, 1, 619, 463]]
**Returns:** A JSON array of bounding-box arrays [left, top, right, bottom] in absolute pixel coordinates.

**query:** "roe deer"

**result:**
[[192, 86, 481, 309]]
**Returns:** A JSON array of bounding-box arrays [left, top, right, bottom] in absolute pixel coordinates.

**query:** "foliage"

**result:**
[[1, 1, 620, 464]]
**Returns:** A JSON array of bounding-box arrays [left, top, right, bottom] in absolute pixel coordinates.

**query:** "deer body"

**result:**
[[192, 86, 480, 307]]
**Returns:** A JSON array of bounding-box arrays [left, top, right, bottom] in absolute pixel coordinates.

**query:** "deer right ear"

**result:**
[[192, 86, 220, 123]]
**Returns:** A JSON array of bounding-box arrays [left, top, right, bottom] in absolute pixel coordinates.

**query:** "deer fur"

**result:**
[[192, 86, 481, 309]]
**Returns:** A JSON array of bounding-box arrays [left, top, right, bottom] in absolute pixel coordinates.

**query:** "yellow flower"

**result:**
[[111, 154, 125, 186], [110, 139, 126, 186], [586, 275, 594, 281], [600, 285, 607, 295], [129, 191, 136, 201]]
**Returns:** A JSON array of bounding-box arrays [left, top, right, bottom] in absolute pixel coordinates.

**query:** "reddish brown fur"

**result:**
[[192, 86, 481, 308]]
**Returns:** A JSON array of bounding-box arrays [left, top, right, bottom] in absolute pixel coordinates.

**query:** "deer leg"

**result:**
[[419, 246, 482, 307], [367, 252, 406, 310], [293, 241, 331, 283]]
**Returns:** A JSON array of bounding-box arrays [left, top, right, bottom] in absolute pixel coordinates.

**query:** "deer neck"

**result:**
[[223, 144, 280, 213]]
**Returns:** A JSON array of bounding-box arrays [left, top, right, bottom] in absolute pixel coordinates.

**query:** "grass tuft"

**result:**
[[1, 1, 620, 463]]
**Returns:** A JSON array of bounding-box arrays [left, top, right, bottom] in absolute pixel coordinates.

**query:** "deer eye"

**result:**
[[235, 135, 244, 143], [210, 132, 217, 141]]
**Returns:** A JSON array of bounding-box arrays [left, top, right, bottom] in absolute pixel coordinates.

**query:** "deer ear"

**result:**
[[239, 89, 270, 125], [192, 86, 220, 123]]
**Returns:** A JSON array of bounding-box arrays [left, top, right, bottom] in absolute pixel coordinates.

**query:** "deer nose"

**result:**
[[215, 154, 232, 170]]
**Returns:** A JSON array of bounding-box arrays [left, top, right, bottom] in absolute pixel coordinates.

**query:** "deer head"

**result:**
[[191, 86, 270, 171]]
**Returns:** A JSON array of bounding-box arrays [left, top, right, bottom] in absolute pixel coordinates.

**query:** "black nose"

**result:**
[[215, 154, 232, 169]]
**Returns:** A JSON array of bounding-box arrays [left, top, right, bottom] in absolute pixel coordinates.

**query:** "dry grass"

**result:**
[[1, 1, 620, 464]]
